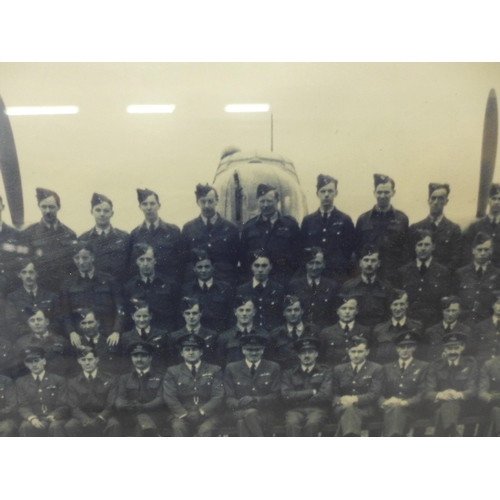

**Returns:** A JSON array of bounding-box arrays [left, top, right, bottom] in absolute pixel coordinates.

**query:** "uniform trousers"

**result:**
[[0, 419, 16, 437], [232, 408, 273, 437], [64, 416, 122, 437], [433, 401, 463, 436], [381, 406, 414, 437], [334, 405, 375, 436], [285, 408, 326, 437], [19, 418, 65, 437], [486, 406, 500, 436], [119, 411, 166, 437], [170, 415, 220, 437]]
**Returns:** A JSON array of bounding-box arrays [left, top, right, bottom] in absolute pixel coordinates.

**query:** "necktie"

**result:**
[[244, 328, 250, 335], [255, 283, 264, 294], [100, 231, 106, 239], [400, 361, 406, 374], [291, 326, 298, 339], [191, 363, 197, 377], [344, 323, 350, 334], [311, 281, 317, 293], [444, 324, 452, 333], [206, 219, 213, 233], [477, 267, 484, 280], [140, 328, 147, 339], [29, 291, 36, 301], [322, 212, 328, 225], [202, 283, 208, 293], [419, 262, 427, 277], [395, 322, 402, 331], [353, 365, 358, 376], [250, 363, 256, 376]]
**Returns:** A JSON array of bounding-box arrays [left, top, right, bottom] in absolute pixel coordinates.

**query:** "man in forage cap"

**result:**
[[355, 174, 409, 285], [21, 188, 77, 292], [300, 174, 356, 281], [239, 183, 301, 284], [78, 193, 130, 282]]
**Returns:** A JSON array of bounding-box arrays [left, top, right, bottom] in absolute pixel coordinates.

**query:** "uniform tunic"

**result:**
[[424, 322, 472, 363], [0, 375, 17, 436], [478, 357, 500, 436], [75, 335, 123, 376], [300, 208, 356, 280], [473, 317, 500, 364], [169, 326, 219, 367], [281, 363, 332, 436], [216, 326, 268, 368], [181, 215, 240, 286], [409, 216, 462, 272]]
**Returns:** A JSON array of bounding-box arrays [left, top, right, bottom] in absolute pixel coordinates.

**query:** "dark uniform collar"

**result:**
[[371, 205, 395, 217]]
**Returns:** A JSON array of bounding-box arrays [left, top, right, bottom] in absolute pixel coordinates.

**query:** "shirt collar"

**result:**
[[287, 323, 304, 335], [261, 211, 279, 224], [352, 361, 365, 372], [34, 331, 50, 340], [417, 256, 432, 267], [84, 369, 98, 379], [493, 316, 500, 326], [339, 320, 354, 330], [185, 360, 201, 370], [488, 214, 500, 224], [94, 226, 112, 235], [253, 278, 267, 288], [135, 367, 151, 376], [373, 205, 394, 215], [448, 359, 459, 367], [361, 275, 376, 284], [198, 278, 214, 289], [474, 262, 489, 272], [201, 214, 218, 225], [85, 334, 101, 344], [301, 363, 316, 373], [143, 219, 160, 230], [237, 323, 253, 333], [32, 371, 45, 381], [443, 321, 457, 329], [23, 284, 38, 294], [0, 221, 3, 232], [429, 214, 444, 226], [307, 276, 320, 286], [319, 207, 335, 216], [245, 359, 262, 370], [42, 219, 59, 230], [140, 273, 155, 283], [136, 326, 151, 335], [186, 325, 201, 335], [392, 317, 407, 327], [80, 269, 95, 279], [399, 358, 413, 368]]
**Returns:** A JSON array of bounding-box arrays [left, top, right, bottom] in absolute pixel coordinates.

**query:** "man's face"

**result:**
[[136, 248, 156, 276], [132, 307, 152, 329], [443, 303, 460, 324], [91, 202, 113, 228], [197, 190, 218, 219], [39, 196, 59, 224], [131, 353, 152, 370], [27, 311, 49, 335], [428, 188, 448, 217], [396, 344, 416, 361], [337, 299, 358, 323], [25, 356, 46, 375], [298, 348, 318, 367], [415, 236, 435, 261], [493, 299, 500, 317], [472, 240, 493, 265], [78, 313, 100, 338], [489, 194, 500, 217], [443, 343, 465, 362], [234, 301, 255, 326], [359, 253, 380, 276], [194, 259, 214, 282], [317, 182, 337, 210], [306, 253, 325, 279], [183, 305, 202, 329], [78, 352, 99, 373], [258, 191, 278, 217], [242, 346, 265, 363], [140, 194, 160, 222], [374, 182, 394, 210], [73, 249, 95, 274], [19, 263, 37, 287], [180, 346, 202, 364], [390, 295, 409, 320], [283, 301, 303, 326], [348, 344, 369, 365], [251, 257, 272, 282]]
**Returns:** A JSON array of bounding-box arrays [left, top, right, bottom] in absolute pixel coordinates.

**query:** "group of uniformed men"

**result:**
[[0, 173, 500, 437]]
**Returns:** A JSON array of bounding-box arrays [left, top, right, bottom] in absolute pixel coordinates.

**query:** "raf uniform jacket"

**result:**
[[216, 326, 268, 368], [300, 208, 356, 279], [16, 372, 68, 421], [0, 222, 21, 291], [355, 206, 409, 284], [286, 277, 340, 329], [455, 262, 500, 324], [372, 318, 423, 365], [409, 216, 463, 272], [268, 323, 320, 370], [319, 322, 372, 367], [380, 358, 428, 407], [472, 317, 500, 363], [281, 363, 333, 410], [236, 280, 284, 332], [20, 220, 77, 291], [76, 335, 123, 376], [332, 361, 383, 407], [424, 356, 478, 402], [181, 215, 240, 285], [424, 322, 472, 363], [129, 219, 183, 283], [121, 327, 170, 370], [115, 368, 165, 413], [60, 271, 126, 337], [0, 337, 13, 377], [224, 359, 281, 410], [463, 216, 500, 268], [14, 333, 71, 378], [478, 357, 500, 404], [0, 298, 22, 343], [169, 326, 218, 366], [0, 375, 16, 420], [398, 259, 453, 328], [7, 286, 60, 336], [163, 362, 224, 418], [123, 274, 179, 332], [78, 227, 130, 284], [181, 279, 234, 333], [67, 370, 117, 422], [239, 212, 301, 283], [340, 276, 393, 328]]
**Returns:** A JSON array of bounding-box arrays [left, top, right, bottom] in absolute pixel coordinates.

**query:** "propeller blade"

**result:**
[[477, 88, 498, 218]]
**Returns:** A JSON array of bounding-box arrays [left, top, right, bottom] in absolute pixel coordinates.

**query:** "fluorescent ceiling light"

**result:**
[[224, 104, 270, 113], [127, 105, 175, 114], [5, 106, 79, 116]]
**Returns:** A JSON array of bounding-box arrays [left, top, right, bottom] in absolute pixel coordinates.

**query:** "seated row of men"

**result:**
[[2, 174, 500, 298], [1, 327, 499, 438]]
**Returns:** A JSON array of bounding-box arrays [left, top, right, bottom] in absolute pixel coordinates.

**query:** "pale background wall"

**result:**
[[0, 62, 499, 234]]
